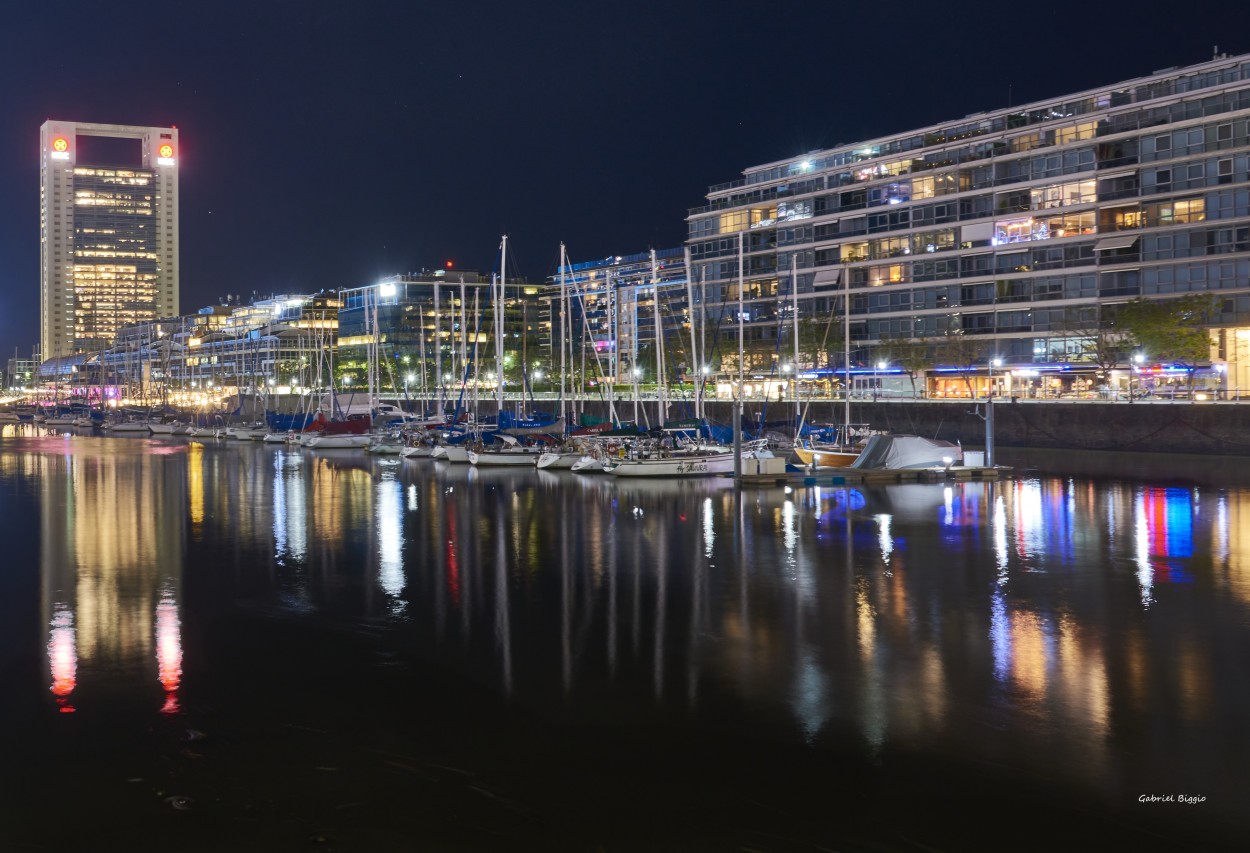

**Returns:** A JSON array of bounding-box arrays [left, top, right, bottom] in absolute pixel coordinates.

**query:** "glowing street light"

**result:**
[[990, 357, 1003, 397]]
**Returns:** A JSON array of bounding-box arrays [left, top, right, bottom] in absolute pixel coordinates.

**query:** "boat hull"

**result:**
[[608, 452, 741, 478], [792, 446, 860, 468], [468, 450, 539, 466], [304, 434, 371, 449], [105, 422, 152, 433], [432, 446, 470, 463], [536, 451, 580, 470]]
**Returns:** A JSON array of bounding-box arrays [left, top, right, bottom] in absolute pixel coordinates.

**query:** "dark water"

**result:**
[[1, 428, 1247, 851]]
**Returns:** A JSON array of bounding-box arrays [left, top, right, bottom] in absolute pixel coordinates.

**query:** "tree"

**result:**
[[1117, 296, 1216, 391], [939, 330, 985, 397], [880, 335, 935, 398], [794, 312, 843, 372], [1059, 305, 1128, 389]]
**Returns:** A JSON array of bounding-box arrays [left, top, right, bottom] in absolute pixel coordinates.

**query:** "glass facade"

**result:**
[[40, 122, 179, 361], [337, 272, 543, 394], [70, 167, 160, 351], [685, 54, 1250, 386], [548, 248, 689, 383]]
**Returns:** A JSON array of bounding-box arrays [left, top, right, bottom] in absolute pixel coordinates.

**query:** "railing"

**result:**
[[378, 390, 1249, 405]]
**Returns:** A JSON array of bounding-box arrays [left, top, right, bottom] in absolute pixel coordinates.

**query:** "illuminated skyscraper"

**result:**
[[40, 121, 179, 359]]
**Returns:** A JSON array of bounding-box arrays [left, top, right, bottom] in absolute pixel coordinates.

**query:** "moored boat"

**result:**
[[304, 433, 371, 449], [607, 449, 743, 478]]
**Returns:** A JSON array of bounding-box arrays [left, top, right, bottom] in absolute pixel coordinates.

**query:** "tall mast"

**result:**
[[651, 248, 665, 428], [367, 284, 377, 409], [433, 281, 442, 413], [791, 254, 800, 430], [737, 231, 745, 399], [631, 271, 640, 427], [609, 267, 619, 416], [559, 242, 568, 429], [683, 247, 699, 420], [418, 290, 427, 403], [843, 265, 851, 435], [459, 276, 467, 408], [496, 236, 507, 418]]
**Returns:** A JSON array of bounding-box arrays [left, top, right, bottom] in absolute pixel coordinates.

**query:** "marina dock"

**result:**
[[734, 465, 1014, 487]]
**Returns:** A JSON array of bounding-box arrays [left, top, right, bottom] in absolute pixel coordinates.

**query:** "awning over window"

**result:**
[[962, 222, 995, 243], [1094, 234, 1140, 251]]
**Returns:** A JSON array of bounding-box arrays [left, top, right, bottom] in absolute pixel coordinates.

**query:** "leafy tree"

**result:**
[[880, 335, 934, 398], [794, 312, 843, 373], [1117, 296, 1215, 390]]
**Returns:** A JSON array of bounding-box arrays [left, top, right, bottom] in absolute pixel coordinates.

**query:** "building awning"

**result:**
[[1094, 234, 1140, 251], [962, 222, 995, 243]]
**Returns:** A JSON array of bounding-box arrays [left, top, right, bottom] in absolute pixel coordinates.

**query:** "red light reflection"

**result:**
[[156, 591, 183, 715], [48, 604, 77, 713]]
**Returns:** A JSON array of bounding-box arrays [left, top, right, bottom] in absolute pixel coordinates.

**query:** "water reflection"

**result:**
[[31, 438, 186, 714], [5, 436, 1248, 828]]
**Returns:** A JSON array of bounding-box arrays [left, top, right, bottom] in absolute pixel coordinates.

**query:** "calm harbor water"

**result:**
[[0, 427, 1247, 851]]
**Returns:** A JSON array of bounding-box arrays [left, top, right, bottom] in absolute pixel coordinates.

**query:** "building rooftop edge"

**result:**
[[714, 50, 1250, 194]]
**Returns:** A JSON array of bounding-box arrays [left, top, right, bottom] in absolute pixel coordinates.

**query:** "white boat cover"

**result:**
[[848, 435, 962, 470]]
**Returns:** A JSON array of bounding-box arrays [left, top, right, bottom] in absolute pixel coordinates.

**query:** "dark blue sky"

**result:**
[[0, 0, 1239, 359]]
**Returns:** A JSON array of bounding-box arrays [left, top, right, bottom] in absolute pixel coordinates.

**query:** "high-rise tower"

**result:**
[[40, 121, 179, 360]]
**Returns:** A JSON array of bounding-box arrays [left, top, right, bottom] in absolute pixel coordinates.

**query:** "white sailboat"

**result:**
[[468, 434, 542, 467]]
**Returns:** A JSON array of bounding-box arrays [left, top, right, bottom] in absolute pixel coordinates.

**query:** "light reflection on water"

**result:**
[[3, 434, 1249, 824]]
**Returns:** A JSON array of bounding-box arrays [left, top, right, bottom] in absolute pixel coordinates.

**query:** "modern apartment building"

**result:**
[[686, 52, 1250, 394], [337, 270, 543, 394], [549, 248, 690, 384], [40, 121, 179, 360]]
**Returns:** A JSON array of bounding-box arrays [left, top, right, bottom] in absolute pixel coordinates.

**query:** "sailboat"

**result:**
[[789, 263, 873, 468]]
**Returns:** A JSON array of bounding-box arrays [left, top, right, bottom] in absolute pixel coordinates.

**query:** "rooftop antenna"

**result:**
[[1214, 45, 1220, 60]]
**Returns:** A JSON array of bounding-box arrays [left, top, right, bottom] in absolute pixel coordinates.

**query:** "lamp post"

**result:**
[[875, 359, 887, 401], [1131, 352, 1144, 402], [990, 357, 1003, 398]]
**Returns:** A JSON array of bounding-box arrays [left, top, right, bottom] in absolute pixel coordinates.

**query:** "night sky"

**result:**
[[0, 0, 1241, 360]]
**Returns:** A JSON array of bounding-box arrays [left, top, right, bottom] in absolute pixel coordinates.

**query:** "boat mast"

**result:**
[[843, 264, 851, 438], [459, 276, 467, 416], [791, 254, 800, 432], [559, 242, 568, 429], [683, 247, 699, 420], [630, 270, 640, 427], [651, 248, 665, 428], [734, 230, 745, 480], [433, 280, 442, 413], [496, 236, 507, 420], [737, 231, 745, 402], [609, 267, 620, 422]]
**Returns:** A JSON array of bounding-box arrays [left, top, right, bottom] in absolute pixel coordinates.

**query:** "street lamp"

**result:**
[[990, 357, 1003, 398], [1131, 352, 1144, 402]]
